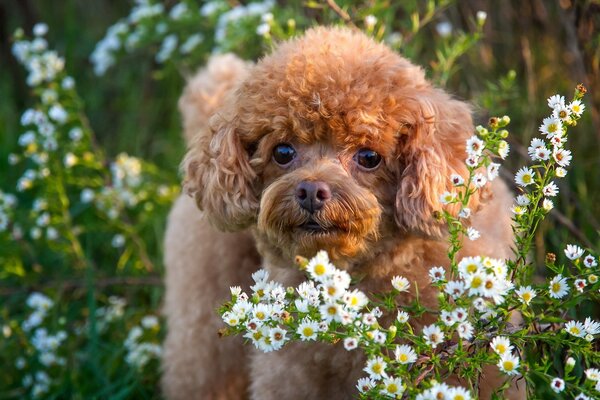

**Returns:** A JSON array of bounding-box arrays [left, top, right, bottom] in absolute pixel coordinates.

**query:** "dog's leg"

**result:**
[[162, 195, 260, 399]]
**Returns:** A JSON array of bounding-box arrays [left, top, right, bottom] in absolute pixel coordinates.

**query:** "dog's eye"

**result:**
[[354, 148, 382, 170], [272, 143, 296, 166]]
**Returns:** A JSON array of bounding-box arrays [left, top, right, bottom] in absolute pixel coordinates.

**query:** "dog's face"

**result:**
[[184, 27, 484, 263]]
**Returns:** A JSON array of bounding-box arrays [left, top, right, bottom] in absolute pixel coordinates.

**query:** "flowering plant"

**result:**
[[219, 87, 600, 399]]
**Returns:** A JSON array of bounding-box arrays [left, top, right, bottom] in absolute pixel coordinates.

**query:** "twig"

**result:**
[[324, 0, 356, 28]]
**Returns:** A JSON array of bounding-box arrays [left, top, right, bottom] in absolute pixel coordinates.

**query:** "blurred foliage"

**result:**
[[0, 0, 599, 398]]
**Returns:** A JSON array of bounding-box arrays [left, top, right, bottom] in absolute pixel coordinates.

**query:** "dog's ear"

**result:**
[[394, 87, 486, 237], [182, 113, 259, 231]]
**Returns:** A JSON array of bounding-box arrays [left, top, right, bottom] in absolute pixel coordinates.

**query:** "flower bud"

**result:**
[[589, 274, 598, 284], [546, 253, 556, 264], [501, 115, 511, 126], [565, 357, 576, 373], [476, 125, 488, 136], [488, 117, 499, 128], [388, 325, 397, 340], [499, 129, 509, 138]]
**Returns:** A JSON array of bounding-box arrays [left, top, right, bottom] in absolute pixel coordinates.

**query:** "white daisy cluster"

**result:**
[[95, 296, 127, 332], [584, 368, 600, 393], [513, 93, 585, 215], [564, 318, 600, 341], [490, 336, 520, 376], [124, 315, 162, 369], [214, 1, 274, 44], [0, 190, 17, 232], [414, 382, 474, 400], [20, 293, 67, 397]]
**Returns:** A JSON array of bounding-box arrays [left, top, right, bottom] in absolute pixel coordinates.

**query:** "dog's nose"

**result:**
[[295, 181, 331, 213]]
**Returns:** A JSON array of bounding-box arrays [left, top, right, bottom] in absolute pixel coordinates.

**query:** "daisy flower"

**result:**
[[396, 311, 409, 324], [574, 393, 591, 400], [527, 138, 546, 158], [364, 356, 388, 380], [589, 274, 599, 284], [343, 337, 358, 351], [548, 94, 565, 110], [458, 256, 482, 276], [343, 289, 368, 310], [515, 167, 535, 187], [565, 320, 585, 337], [458, 207, 471, 219], [471, 173, 487, 188], [583, 254, 597, 268], [448, 386, 472, 400], [542, 182, 559, 197], [534, 147, 551, 161], [555, 167, 567, 178], [466, 227, 480, 241], [394, 344, 417, 364], [380, 376, 404, 398], [319, 302, 342, 323], [497, 352, 520, 375], [450, 174, 464, 186], [584, 318, 600, 335], [465, 155, 480, 167], [539, 116, 563, 138], [422, 324, 444, 349], [550, 377, 565, 393], [222, 311, 240, 327], [466, 135, 484, 156], [306, 251, 333, 282], [542, 198, 554, 211], [585, 368, 600, 381], [457, 321, 474, 340], [550, 134, 566, 148], [574, 278, 587, 292], [553, 104, 571, 122], [516, 194, 530, 206], [569, 99, 585, 116], [391, 276, 410, 292], [452, 308, 468, 322], [553, 148, 572, 167], [429, 266, 446, 283], [269, 327, 287, 350], [440, 191, 457, 205], [490, 336, 513, 356], [356, 377, 375, 394], [445, 280, 466, 298], [487, 163, 500, 181], [515, 286, 536, 305], [441, 310, 455, 326], [565, 244, 584, 260], [297, 318, 319, 341], [497, 140, 510, 159], [549, 275, 569, 299]]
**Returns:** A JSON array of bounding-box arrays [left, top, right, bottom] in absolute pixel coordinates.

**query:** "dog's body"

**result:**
[[162, 28, 524, 399]]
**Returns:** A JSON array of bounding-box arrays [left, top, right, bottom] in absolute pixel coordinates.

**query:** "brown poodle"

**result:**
[[162, 27, 523, 399]]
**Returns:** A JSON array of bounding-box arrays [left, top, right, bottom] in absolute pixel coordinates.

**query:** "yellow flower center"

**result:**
[[327, 306, 337, 315], [496, 344, 506, 354], [372, 363, 382, 374], [399, 354, 408, 362], [522, 293, 532, 302], [522, 174, 532, 183], [569, 327, 580, 335], [314, 263, 326, 275], [485, 280, 494, 289], [471, 276, 482, 288], [255, 311, 265, 320], [302, 327, 314, 337], [387, 383, 398, 393], [467, 264, 478, 273], [552, 282, 561, 293], [548, 123, 558, 133], [503, 360, 515, 371]]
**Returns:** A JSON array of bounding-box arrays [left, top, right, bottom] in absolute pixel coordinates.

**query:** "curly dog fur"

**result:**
[[162, 27, 524, 399]]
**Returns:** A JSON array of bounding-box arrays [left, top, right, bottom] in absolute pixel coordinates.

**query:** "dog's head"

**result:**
[[184, 27, 484, 263]]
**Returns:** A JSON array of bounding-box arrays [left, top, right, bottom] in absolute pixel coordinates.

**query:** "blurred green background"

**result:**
[[0, 0, 599, 398]]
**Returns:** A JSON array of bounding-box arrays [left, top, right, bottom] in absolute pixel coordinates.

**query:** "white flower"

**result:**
[[542, 198, 554, 211], [169, 2, 188, 19], [515, 195, 530, 206], [80, 188, 95, 203], [553, 104, 571, 122], [466, 227, 480, 241], [180, 34, 203, 54], [584, 254, 597, 268], [111, 234, 125, 248], [550, 377, 565, 393], [33, 23, 49, 37], [222, 311, 240, 326], [465, 154, 479, 167], [490, 336, 513, 356], [269, 326, 287, 350], [476, 10, 487, 24], [46, 227, 58, 240], [391, 275, 410, 292], [436, 21, 452, 37], [319, 302, 341, 323], [585, 368, 600, 381], [574, 278, 587, 292], [547, 94, 565, 109], [471, 173, 487, 188], [380, 376, 404, 398], [515, 167, 535, 187], [450, 174, 464, 186], [364, 356, 388, 380], [527, 138, 546, 159], [439, 191, 457, 205], [394, 344, 417, 364], [555, 167, 567, 177], [466, 136, 484, 156], [487, 163, 500, 181], [458, 256, 482, 277], [584, 318, 600, 335], [396, 311, 409, 323], [565, 320, 586, 337], [574, 393, 591, 400], [542, 182, 558, 197], [343, 289, 368, 310], [457, 321, 474, 340], [256, 23, 270, 36], [306, 251, 333, 282], [565, 244, 584, 260], [441, 310, 455, 326], [539, 116, 563, 138], [69, 127, 83, 141], [364, 15, 377, 29], [343, 337, 358, 351], [356, 377, 375, 394], [553, 148, 572, 167], [429, 266, 446, 283], [444, 280, 465, 299], [569, 100, 585, 116], [48, 104, 68, 124], [458, 207, 471, 219], [63, 153, 77, 168], [448, 386, 473, 400], [549, 274, 569, 299], [422, 324, 444, 348], [497, 352, 520, 375], [62, 76, 75, 90], [498, 140, 510, 159], [156, 34, 178, 63], [515, 286, 536, 305]]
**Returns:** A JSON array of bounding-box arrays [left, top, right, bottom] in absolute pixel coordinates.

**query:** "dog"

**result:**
[[162, 26, 523, 399]]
